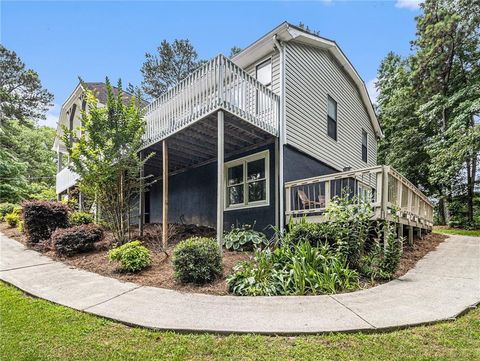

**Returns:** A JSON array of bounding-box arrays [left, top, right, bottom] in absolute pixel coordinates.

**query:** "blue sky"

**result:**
[[1, 0, 422, 128]]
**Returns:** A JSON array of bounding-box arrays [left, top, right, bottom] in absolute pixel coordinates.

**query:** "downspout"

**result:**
[[273, 35, 285, 231]]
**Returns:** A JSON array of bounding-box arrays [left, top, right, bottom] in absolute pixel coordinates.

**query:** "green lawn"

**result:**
[[0, 283, 479, 360], [433, 228, 480, 237]]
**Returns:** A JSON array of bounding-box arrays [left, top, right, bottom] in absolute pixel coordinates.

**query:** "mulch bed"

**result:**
[[0, 222, 447, 295]]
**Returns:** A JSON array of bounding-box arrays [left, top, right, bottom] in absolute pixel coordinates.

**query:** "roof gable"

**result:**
[[232, 22, 382, 138]]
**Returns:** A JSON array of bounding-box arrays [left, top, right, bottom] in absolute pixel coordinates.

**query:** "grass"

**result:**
[[433, 228, 480, 237], [1, 282, 479, 360]]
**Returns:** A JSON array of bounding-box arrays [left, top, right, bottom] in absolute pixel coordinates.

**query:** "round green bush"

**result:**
[[0, 203, 16, 221], [108, 241, 151, 272], [172, 237, 223, 284], [69, 211, 94, 226], [4, 211, 20, 228]]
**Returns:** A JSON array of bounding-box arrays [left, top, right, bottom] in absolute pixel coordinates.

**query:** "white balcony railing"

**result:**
[[285, 165, 434, 228], [143, 54, 280, 148], [56, 166, 80, 194]]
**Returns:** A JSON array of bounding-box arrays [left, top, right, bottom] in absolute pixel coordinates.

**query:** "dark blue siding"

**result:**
[[283, 145, 338, 182], [147, 143, 276, 234]]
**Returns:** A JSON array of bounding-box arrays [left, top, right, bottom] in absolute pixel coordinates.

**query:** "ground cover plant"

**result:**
[[222, 224, 268, 251], [0, 202, 16, 221], [1, 282, 479, 361], [173, 237, 223, 284], [108, 240, 152, 272]]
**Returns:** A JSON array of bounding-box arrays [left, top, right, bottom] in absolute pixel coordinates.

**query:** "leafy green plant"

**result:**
[[222, 224, 268, 251], [69, 211, 94, 226], [108, 241, 151, 272], [323, 195, 373, 268], [4, 206, 21, 228], [227, 240, 359, 296], [0, 203, 16, 221], [17, 220, 25, 233], [172, 237, 223, 284], [360, 222, 403, 280], [4, 211, 20, 228]]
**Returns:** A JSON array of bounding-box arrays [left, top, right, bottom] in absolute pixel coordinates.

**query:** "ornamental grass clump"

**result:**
[[108, 241, 151, 272], [173, 237, 223, 284], [4, 206, 21, 228]]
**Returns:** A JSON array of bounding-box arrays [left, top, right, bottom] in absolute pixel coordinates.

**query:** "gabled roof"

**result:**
[[231, 22, 382, 138]]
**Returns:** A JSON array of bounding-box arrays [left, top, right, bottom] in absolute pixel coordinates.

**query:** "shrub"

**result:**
[[4, 206, 22, 228], [69, 211, 94, 226], [17, 220, 25, 233], [22, 200, 69, 243], [108, 241, 151, 272], [227, 240, 359, 296], [223, 224, 268, 251], [5, 212, 20, 228], [322, 195, 373, 268], [286, 219, 325, 246], [173, 237, 223, 284], [360, 222, 403, 280], [51, 224, 103, 256], [0, 203, 16, 221]]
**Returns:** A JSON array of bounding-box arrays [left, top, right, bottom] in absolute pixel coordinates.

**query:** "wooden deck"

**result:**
[[285, 165, 434, 233]]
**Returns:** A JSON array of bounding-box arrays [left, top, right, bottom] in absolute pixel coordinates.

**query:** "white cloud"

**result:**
[[366, 78, 379, 105], [395, 0, 422, 10], [40, 103, 60, 129]]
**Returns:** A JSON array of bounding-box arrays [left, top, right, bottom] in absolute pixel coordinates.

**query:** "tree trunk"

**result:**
[[438, 196, 447, 225]]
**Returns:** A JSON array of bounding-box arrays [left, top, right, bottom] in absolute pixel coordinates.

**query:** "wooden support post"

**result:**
[[274, 138, 279, 229], [217, 110, 224, 251], [397, 223, 404, 240], [139, 152, 145, 237], [162, 140, 168, 249], [381, 165, 389, 220], [416, 227, 422, 240], [407, 225, 414, 246]]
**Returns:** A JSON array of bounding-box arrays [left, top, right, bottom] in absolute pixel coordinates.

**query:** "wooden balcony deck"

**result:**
[[285, 165, 434, 230], [142, 54, 280, 150]]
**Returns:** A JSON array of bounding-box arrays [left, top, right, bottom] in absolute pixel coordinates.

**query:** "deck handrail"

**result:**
[[285, 165, 434, 227], [142, 54, 280, 149]]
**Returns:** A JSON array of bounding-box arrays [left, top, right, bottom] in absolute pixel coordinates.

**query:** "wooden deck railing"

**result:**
[[285, 165, 434, 229], [143, 54, 280, 149]]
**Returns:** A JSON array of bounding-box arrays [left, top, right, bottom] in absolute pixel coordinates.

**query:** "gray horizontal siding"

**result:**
[[243, 50, 281, 95], [284, 42, 377, 171]]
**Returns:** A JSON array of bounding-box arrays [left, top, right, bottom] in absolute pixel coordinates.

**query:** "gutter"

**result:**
[[273, 34, 286, 231]]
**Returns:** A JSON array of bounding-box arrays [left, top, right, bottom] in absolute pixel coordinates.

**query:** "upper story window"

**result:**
[[225, 150, 269, 210], [327, 96, 337, 141], [256, 59, 272, 88], [362, 129, 368, 162]]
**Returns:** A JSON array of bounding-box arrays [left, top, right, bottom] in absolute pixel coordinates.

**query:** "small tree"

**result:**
[[63, 78, 151, 244]]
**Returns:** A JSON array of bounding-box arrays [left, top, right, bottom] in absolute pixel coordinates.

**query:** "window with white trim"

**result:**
[[327, 96, 337, 141], [256, 59, 272, 87], [225, 151, 269, 210], [362, 129, 368, 162]]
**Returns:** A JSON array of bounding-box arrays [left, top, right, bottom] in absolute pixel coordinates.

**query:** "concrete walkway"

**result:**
[[1, 232, 479, 334]]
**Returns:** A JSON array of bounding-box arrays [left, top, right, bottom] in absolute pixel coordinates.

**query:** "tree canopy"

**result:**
[[140, 39, 204, 100], [0, 44, 53, 126], [377, 0, 480, 227]]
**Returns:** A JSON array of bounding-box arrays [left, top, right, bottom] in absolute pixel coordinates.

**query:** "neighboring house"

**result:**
[[55, 22, 433, 243], [54, 82, 140, 197]]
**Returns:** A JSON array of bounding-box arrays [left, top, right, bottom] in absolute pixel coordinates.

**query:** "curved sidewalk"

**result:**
[[1, 232, 479, 334]]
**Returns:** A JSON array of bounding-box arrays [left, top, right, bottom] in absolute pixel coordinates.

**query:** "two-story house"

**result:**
[[55, 22, 433, 244]]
